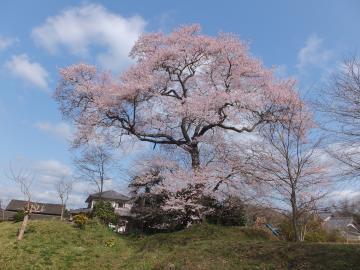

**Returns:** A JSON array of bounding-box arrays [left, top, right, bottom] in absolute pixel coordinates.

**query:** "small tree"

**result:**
[[73, 214, 88, 229], [248, 103, 328, 242], [74, 144, 113, 200], [6, 164, 40, 240], [55, 177, 73, 220], [319, 56, 360, 180]]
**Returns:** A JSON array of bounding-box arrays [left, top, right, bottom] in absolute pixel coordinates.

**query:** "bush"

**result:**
[[278, 218, 343, 242], [91, 201, 118, 225], [13, 210, 26, 223], [325, 230, 344, 242], [305, 230, 327, 242], [73, 214, 88, 229], [204, 197, 247, 226], [129, 193, 175, 234]]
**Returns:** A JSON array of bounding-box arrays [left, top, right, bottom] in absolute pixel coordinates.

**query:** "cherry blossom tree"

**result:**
[[55, 24, 302, 178], [56, 25, 309, 227]]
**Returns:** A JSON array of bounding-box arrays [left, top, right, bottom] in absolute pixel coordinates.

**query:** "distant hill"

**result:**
[[0, 220, 359, 269]]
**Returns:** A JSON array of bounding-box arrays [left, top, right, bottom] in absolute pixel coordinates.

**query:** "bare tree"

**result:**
[[0, 198, 5, 221], [319, 56, 360, 179], [249, 103, 328, 241], [55, 177, 73, 220], [6, 164, 40, 240], [74, 144, 113, 199]]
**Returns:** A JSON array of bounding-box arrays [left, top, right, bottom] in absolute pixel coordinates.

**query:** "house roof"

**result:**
[[68, 208, 92, 214], [6, 200, 63, 216], [85, 190, 130, 203]]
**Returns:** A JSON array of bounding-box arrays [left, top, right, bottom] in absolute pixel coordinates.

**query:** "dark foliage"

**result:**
[[91, 201, 118, 224], [13, 210, 26, 223], [204, 196, 247, 226], [129, 192, 187, 234]]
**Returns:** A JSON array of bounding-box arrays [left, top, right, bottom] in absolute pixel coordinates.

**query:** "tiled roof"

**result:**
[[85, 190, 130, 203], [6, 200, 63, 216]]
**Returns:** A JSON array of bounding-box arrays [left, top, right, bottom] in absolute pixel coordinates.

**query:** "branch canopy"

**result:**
[[55, 24, 302, 152]]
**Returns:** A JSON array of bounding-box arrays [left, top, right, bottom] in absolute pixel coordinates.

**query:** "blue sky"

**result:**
[[1, 0, 359, 207]]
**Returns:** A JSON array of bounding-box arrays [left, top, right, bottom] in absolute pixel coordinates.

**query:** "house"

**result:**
[[323, 216, 360, 241], [69, 190, 133, 233], [69, 190, 133, 232], [85, 190, 132, 217], [0, 199, 63, 221]]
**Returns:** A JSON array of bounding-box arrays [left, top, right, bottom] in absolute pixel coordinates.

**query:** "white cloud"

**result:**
[[35, 121, 72, 140], [0, 37, 16, 52], [297, 34, 332, 71], [32, 4, 146, 70], [34, 159, 72, 178], [329, 189, 360, 200], [5, 54, 49, 90], [0, 159, 84, 208]]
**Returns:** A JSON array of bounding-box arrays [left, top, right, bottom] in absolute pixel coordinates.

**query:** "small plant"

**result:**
[[73, 214, 88, 229], [105, 238, 116, 247], [13, 210, 26, 223]]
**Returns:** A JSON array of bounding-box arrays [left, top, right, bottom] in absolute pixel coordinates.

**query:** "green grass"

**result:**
[[0, 220, 359, 270]]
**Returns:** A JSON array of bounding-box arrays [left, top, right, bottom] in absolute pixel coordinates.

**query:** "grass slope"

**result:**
[[0, 220, 359, 270]]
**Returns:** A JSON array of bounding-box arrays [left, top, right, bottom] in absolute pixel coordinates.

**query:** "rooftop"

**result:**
[[6, 199, 63, 216], [85, 190, 130, 203]]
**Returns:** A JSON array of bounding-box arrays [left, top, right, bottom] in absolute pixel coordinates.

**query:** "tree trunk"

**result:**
[[99, 177, 104, 202], [291, 193, 300, 242], [189, 144, 201, 170], [17, 214, 29, 241], [60, 205, 64, 220]]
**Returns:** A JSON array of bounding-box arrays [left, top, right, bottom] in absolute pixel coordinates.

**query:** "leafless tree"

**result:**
[[55, 177, 73, 220], [248, 103, 328, 241], [0, 198, 5, 221], [319, 56, 360, 179], [5, 164, 40, 240], [74, 144, 113, 199]]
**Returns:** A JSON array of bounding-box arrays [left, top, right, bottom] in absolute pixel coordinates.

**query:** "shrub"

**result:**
[[325, 230, 344, 242], [73, 214, 88, 229], [204, 197, 247, 226], [105, 239, 116, 247], [129, 193, 174, 234], [305, 230, 327, 242], [13, 210, 26, 223], [91, 201, 118, 225], [278, 218, 343, 242]]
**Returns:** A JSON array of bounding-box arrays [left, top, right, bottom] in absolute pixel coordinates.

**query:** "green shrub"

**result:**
[[325, 230, 344, 242], [105, 239, 116, 247], [278, 219, 294, 241], [13, 210, 26, 223], [204, 197, 247, 226], [305, 230, 327, 242], [91, 201, 118, 225], [278, 218, 343, 242], [73, 214, 88, 229]]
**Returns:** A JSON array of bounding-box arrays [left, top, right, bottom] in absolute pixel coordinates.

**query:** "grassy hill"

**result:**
[[0, 220, 359, 270]]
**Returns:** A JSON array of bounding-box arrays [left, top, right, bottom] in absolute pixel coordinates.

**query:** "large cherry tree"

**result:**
[[55, 25, 302, 174]]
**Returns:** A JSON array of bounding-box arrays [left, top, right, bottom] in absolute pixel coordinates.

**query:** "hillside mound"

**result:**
[[0, 220, 359, 269]]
